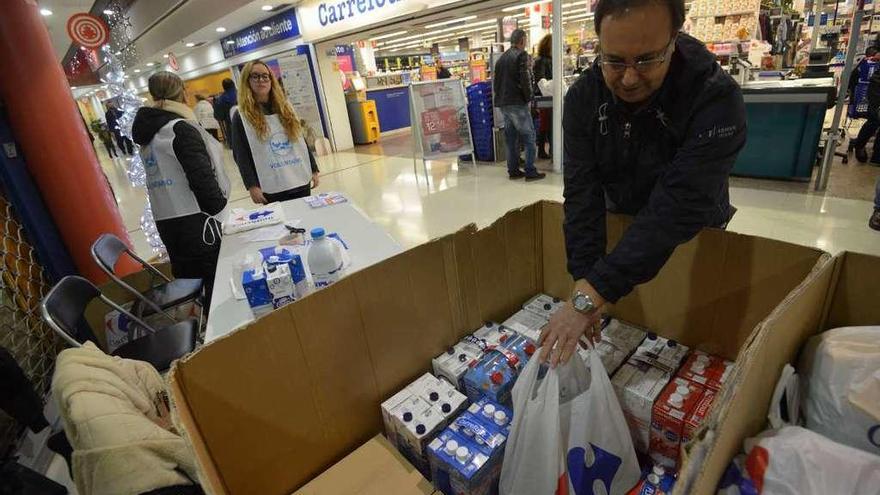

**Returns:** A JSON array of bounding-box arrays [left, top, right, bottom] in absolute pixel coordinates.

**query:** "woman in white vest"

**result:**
[[132, 72, 230, 304], [230, 60, 320, 205]]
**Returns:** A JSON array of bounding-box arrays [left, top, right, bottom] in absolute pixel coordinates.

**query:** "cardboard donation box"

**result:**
[[169, 201, 833, 495], [293, 435, 437, 494]]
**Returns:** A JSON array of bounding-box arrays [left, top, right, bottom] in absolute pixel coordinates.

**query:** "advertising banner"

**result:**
[[221, 8, 301, 59], [409, 79, 473, 160]]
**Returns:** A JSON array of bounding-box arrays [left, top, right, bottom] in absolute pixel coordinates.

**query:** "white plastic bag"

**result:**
[[744, 426, 880, 495], [800, 326, 880, 454], [567, 348, 641, 495], [500, 350, 568, 495]]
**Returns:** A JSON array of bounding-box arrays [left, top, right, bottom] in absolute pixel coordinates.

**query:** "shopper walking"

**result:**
[[132, 71, 230, 305], [97, 124, 118, 158], [231, 60, 320, 205], [540, 0, 746, 366], [214, 79, 237, 149], [436, 59, 452, 79], [493, 28, 546, 181], [853, 63, 880, 164], [533, 34, 553, 160], [195, 95, 221, 140], [105, 103, 134, 155]]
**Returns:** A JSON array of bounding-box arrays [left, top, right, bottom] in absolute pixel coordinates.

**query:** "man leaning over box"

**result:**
[[540, 0, 747, 367]]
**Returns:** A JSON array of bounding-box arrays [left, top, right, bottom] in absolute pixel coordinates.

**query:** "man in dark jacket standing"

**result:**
[[214, 78, 237, 148], [540, 0, 746, 366], [493, 29, 546, 181], [106, 103, 134, 155]]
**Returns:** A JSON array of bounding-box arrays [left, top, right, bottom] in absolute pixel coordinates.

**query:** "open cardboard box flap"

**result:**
[[169, 200, 832, 495]]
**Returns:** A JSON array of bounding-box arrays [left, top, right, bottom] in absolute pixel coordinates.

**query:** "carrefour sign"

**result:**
[[298, 0, 458, 41]]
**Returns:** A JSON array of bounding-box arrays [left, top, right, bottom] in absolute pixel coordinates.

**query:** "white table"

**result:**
[[205, 200, 403, 342]]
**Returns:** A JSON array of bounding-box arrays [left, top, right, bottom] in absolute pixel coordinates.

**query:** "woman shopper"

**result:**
[[533, 34, 553, 160], [231, 60, 320, 205], [194, 94, 221, 140], [132, 71, 230, 303]]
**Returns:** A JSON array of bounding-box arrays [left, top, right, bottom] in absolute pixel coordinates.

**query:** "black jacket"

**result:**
[[493, 46, 533, 106], [533, 56, 552, 94], [563, 34, 746, 303], [230, 103, 319, 191], [132, 107, 227, 276], [867, 69, 880, 116]]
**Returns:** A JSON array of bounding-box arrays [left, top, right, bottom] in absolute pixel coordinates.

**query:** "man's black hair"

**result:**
[[510, 28, 527, 47], [866, 46, 879, 57], [222, 78, 235, 91], [594, 0, 685, 35]]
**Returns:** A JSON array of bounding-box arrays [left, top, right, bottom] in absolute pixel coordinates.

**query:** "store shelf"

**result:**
[[689, 10, 757, 19]]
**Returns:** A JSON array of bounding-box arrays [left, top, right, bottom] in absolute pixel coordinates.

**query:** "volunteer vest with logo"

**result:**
[[140, 119, 231, 222], [235, 107, 312, 194]]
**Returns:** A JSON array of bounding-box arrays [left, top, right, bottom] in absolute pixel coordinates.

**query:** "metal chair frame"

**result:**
[[41, 276, 158, 350]]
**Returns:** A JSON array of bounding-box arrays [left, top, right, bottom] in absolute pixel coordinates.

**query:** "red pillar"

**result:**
[[0, 0, 138, 282]]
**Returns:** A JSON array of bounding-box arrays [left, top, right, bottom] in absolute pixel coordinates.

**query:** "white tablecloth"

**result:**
[[205, 199, 402, 342]]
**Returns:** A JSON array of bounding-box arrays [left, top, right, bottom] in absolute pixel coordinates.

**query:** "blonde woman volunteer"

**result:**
[[132, 71, 230, 303], [231, 60, 320, 204]]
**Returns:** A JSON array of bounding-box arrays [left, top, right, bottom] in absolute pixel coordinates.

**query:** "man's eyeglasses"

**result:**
[[598, 36, 676, 74], [249, 73, 272, 82]]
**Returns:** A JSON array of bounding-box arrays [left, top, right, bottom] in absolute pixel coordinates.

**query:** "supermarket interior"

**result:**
[[1, 0, 880, 494]]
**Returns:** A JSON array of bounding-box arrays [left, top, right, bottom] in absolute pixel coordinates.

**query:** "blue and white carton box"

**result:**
[[396, 397, 447, 478], [265, 263, 295, 309], [462, 335, 534, 408], [464, 397, 512, 437], [471, 322, 511, 349], [409, 373, 468, 422], [242, 269, 273, 316], [428, 425, 504, 495]]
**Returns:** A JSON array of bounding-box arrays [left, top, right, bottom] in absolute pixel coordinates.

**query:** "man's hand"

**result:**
[[311, 172, 320, 189], [538, 280, 606, 368], [249, 186, 268, 205]]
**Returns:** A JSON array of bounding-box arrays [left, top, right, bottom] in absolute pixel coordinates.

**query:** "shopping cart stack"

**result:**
[[848, 61, 878, 119], [467, 82, 495, 162]]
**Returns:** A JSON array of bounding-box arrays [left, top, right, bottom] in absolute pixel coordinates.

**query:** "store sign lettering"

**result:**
[[220, 9, 300, 59], [318, 0, 405, 26]]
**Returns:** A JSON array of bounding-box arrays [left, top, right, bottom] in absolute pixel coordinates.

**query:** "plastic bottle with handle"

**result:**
[[308, 227, 345, 289]]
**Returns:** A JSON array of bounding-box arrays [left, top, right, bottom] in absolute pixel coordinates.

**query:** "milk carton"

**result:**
[[578, 318, 647, 374], [677, 351, 732, 392], [409, 373, 468, 422], [428, 430, 497, 495], [649, 378, 706, 468], [472, 321, 511, 348], [682, 388, 716, 445], [463, 333, 536, 406], [261, 247, 309, 299], [433, 341, 485, 391], [612, 360, 674, 453], [242, 268, 273, 316], [632, 333, 690, 372], [265, 262, 295, 309], [502, 309, 549, 342], [397, 398, 447, 478], [381, 387, 417, 447], [465, 397, 512, 436], [522, 293, 564, 320]]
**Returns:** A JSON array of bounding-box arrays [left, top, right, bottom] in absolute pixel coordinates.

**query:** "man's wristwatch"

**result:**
[[571, 290, 596, 315]]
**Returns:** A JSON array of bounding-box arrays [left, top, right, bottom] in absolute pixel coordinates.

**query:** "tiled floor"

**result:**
[[96, 137, 880, 262]]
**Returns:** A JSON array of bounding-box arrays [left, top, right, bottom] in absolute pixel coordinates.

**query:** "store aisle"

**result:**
[[97, 144, 880, 260]]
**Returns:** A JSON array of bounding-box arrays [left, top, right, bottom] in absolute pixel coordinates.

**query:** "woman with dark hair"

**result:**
[[533, 34, 553, 159]]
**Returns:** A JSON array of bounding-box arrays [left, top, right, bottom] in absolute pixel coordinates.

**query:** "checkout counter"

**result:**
[[733, 77, 836, 180]]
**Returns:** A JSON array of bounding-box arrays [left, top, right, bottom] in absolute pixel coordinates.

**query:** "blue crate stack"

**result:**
[[467, 82, 495, 162], [849, 61, 878, 119]]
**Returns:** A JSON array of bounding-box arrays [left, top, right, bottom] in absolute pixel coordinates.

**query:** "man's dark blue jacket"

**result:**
[[563, 33, 746, 303]]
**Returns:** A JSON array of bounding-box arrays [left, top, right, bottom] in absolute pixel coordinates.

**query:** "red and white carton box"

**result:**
[[612, 360, 673, 453], [683, 388, 717, 445], [677, 351, 733, 391], [649, 377, 706, 469]]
